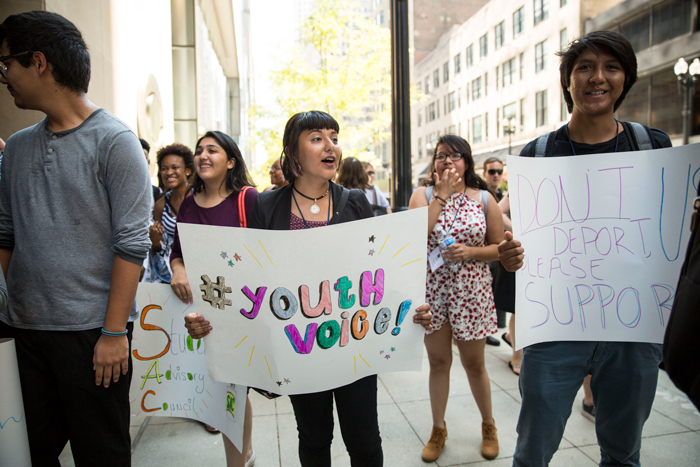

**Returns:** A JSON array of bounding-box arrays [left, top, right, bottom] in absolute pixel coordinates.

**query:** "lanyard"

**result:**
[[441, 185, 468, 235]]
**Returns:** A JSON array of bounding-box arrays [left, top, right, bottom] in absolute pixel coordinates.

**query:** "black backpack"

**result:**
[[533, 121, 654, 157], [663, 182, 700, 410]]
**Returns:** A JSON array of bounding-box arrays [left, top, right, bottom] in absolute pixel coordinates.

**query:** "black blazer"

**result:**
[[248, 182, 374, 230]]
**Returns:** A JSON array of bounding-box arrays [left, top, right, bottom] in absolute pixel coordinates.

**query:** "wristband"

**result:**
[[434, 196, 447, 205], [101, 328, 128, 337]]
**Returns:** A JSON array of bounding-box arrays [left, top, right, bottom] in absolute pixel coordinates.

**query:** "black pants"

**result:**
[[1, 321, 133, 467], [289, 375, 383, 466]]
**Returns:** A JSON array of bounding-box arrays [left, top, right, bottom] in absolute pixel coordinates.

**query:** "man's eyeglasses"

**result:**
[[367, 171, 375, 176], [487, 169, 503, 175], [0, 51, 34, 79], [435, 153, 463, 162]]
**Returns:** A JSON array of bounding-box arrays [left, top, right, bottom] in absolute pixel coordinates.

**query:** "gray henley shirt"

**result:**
[[0, 109, 152, 330]]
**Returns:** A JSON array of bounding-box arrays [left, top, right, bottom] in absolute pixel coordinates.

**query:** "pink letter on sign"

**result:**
[[299, 281, 332, 318], [284, 323, 318, 354], [360, 269, 385, 307], [240, 286, 267, 319]]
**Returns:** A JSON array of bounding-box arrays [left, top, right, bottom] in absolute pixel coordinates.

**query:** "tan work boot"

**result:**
[[481, 421, 499, 460], [421, 424, 448, 462]]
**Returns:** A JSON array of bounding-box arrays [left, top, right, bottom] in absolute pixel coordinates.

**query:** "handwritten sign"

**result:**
[[0, 338, 31, 467], [508, 145, 699, 349], [131, 284, 246, 450], [177, 208, 429, 395]]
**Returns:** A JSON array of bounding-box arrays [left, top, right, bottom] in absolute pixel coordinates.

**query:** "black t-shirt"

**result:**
[[519, 124, 671, 157]]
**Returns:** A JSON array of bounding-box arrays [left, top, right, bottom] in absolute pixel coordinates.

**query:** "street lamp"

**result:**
[[502, 116, 515, 155], [674, 57, 700, 145]]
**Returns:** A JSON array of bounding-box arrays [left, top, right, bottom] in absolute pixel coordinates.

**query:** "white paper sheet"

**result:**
[[508, 144, 699, 349], [178, 208, 429, 395], [0, 338, 31, 467]]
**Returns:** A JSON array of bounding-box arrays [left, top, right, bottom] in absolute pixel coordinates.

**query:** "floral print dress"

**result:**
[[425, 190, 497, 341]]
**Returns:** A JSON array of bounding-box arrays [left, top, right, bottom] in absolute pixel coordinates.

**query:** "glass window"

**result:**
[[536, 90, 548, 127], [503, 58, 515, 86], [457, 88, 461, 108], [619, 14, 650, 53], [448, 124, 456, 135], [466, 44, 474, 67], [560, 28, 567, 52], [484, 72, 488, 97], [520, 98, 525, 130], [473, 115, 483, 144], [443, 62, 449, 83], [472, 77, 482, 100], [480, 33, 488, 59], [561, 0, 567, 6], [503, 102, 516, 120], [496, 66, 500, 90], [454, 53, 461, 74], [513, 7, 524, 38], [616, 77, 649, 126], [424, 76, 430, 94], [652, 0, 692, 46], [520, 52, 525, 79], [495, 21, 505, 49], [429, 102, 436, 121], [417, 109, 422, 127], [417, 137, 422, 157], [534, 0, 549, 25], [535, 40, 547, 72], [448, 91, 456, 112], [433, 69, 440, 88], [650, 69, 683, 136]]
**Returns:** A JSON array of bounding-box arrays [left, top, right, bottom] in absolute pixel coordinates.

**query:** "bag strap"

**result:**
[[623, 121, 653, 151], [481, 189, 489, 212], [372, 186, 378, 204], [238, 186, 252, 228], [534, 131, 556, 157], [425, 185, 433, 203]]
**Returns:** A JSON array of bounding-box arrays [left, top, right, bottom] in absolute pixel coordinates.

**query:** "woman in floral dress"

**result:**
[[409, 135, 504, 462]]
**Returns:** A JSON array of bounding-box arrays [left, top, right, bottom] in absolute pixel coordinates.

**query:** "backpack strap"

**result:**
[[372, 186, 378, 204], [481, 190, 489, 212], [425, 185, 433, 203], [238, 186, 252, 228], [623, 121, 653, 151], [534, 132, 555, 157]]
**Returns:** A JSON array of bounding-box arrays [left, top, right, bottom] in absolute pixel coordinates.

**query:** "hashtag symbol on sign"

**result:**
[[200, 275, 232, 310]]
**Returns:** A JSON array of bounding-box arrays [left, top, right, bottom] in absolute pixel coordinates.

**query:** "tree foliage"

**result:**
[[250, 0, 391, 172]]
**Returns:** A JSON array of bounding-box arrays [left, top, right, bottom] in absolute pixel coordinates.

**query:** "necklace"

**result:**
[[293, 183, 330, 214], [565, 119, 619, 155], [292, 185, 332, 229]]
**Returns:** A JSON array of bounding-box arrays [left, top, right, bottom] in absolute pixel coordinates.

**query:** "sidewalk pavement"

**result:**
[[61, 333, 700, 466]]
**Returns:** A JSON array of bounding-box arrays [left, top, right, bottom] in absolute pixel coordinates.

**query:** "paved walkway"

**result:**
[[61, 333, 700, 466]]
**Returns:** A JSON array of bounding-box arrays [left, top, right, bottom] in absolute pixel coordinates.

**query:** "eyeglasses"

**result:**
[[269, 166, 281, 172], [367, 171, 375, 176], [487, 169, 503, 175], [0, 51, 34, 79], [435, 153, 463, 162]]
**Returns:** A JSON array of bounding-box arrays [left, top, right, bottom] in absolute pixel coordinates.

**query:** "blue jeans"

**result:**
[[513, 341, 662, 467]]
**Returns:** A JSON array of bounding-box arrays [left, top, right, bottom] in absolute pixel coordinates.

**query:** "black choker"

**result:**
[[292, 183, 330, 215]]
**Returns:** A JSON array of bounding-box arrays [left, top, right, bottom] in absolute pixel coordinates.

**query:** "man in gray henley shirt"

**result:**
[[0, 11, 151, 465]]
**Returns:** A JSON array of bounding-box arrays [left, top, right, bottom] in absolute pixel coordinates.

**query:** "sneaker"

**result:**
[[486, 335, 501, 346], [421, 425, 448, 462], [481, 421, 499, 460], [581, 400, 596, 421]]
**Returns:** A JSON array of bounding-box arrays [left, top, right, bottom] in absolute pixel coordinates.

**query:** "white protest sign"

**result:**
[[0, 339, 31, 467], [130, 284, 246, 450], [508, 144, 699, 349], [178, 208, 428, 395]]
